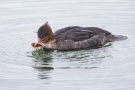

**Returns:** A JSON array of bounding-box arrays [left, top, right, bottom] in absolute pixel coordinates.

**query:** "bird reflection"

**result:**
[[29, 43, 112, 79], [31, 49, 54, 79]]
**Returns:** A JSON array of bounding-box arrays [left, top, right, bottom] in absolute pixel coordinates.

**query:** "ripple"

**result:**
[[0, 31, 34, 66], [0, 0, 135, 90]]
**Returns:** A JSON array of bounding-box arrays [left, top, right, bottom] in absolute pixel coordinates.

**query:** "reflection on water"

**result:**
[[30, 42, 113, 72], [31, 49, 53, 70], [30, 49, 54, 79], [30, 48, 109, 80], [29, 45, 113, 80], [31, 49, 53, 62]]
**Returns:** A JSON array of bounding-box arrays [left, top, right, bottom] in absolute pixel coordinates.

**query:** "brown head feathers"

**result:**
[[38, 22, 54, 42]]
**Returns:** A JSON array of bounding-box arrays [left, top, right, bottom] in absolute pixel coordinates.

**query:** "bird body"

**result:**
[[31, 22, 127, 51]]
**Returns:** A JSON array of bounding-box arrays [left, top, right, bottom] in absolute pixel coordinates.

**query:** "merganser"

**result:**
[[31, 22, 127, 51]]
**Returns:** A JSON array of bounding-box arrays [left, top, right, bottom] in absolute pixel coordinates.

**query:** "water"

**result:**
[[0, 0, 135, 90]]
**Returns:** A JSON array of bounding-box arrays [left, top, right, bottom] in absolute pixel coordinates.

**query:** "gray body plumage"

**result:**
[[47, 26, 127, 51]]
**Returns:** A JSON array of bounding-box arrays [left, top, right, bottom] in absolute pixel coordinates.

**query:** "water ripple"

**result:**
[[0, 0, 135, 90]]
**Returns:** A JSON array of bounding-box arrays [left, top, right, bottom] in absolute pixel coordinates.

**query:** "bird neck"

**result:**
[[42, 39, 57, 49]]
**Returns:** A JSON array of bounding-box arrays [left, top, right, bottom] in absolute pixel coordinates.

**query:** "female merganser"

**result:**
[[31, 22, 127, 51]]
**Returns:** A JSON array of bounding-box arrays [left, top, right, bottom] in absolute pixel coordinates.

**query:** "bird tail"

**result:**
[[107, 34, 127, 42]]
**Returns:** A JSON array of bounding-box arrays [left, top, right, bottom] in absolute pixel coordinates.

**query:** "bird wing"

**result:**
[[55, 28, 94, 41], [54, 26, 110, 42]]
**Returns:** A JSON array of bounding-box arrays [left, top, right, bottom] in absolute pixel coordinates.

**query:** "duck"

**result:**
[[31, 22, 127, 51]]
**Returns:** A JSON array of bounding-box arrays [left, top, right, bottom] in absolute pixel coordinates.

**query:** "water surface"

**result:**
[[0, 0, 135, 90]]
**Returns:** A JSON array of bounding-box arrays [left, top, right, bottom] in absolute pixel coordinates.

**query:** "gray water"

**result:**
[[0, 0, 135, 90]]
